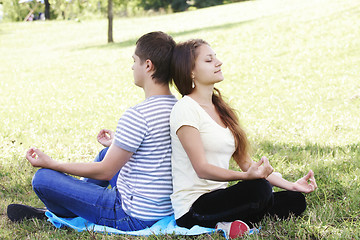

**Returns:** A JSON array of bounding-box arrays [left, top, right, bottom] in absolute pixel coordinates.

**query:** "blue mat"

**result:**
[[45, 211, 223, 237]]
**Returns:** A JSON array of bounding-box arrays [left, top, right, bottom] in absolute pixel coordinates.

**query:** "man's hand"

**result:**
[[97, 129, 114, 147], [25, 147, 56, 169]]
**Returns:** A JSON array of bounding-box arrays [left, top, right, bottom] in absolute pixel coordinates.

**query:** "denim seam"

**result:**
[[34, 183, 116, 211]]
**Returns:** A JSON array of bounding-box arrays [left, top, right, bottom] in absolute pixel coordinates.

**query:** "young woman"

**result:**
[[169, 39, 317, 237]]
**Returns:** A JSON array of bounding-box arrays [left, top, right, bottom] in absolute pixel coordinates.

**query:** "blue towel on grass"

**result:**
[[45, 211, 222, 237]]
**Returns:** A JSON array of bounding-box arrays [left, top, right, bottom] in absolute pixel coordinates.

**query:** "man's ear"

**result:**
[[145, 59, 155, 72]]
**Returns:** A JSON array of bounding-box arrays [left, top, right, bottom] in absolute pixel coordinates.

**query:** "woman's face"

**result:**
[[192, 44, 223, 87]]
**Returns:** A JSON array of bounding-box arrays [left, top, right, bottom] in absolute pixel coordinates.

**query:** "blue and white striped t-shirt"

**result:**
[[113, 95, 177, 220]]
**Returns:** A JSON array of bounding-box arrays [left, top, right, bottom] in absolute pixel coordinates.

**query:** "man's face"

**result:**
[[131, 51, 146, 87]]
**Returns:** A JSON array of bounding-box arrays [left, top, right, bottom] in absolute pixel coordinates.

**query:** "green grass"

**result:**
[[1, 0, 360, 238]]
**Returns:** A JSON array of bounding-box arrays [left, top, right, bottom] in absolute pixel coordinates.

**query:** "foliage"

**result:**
[[193, 0, 223, 9], [2, 0, 127, 21], [1, 0, 360, 238], [2, 0, 33, 21], [2, 0, 234, 22], [171, 0, 188, 12], [138, 0, 171, 10]]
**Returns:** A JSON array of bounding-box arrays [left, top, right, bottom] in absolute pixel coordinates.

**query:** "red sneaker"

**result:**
[[216, 220, 250, 239]]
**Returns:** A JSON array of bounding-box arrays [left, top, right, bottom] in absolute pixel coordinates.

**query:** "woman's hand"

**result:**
[[97, 129, 114, 147], [292, 170, 317, 193], [246, 156, 274, 180], [26, 147, 57, 169]]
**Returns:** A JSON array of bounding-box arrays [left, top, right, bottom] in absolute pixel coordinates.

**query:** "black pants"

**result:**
[[176, 179, 306, 229]]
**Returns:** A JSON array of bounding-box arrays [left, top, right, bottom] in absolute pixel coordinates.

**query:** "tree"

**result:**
[[44, 0, 50, 19], [108, 0, 113, 43]]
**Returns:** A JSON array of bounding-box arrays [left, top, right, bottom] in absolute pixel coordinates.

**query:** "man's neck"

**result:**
[[144, 83, 172, 99]]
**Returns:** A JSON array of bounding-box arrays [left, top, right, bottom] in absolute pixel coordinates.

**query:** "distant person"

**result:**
[[39, 12, 45, 21], [7, 31, 177, 231], [27, 13, 34, 21], [169, 39, 317, 239]]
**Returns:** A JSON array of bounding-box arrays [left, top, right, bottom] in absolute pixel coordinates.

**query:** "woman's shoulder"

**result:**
[[172, 96, 196, 112], [171, 95, 202, 120], [173, 95, 195, 107], [170, 96, 202, 128]]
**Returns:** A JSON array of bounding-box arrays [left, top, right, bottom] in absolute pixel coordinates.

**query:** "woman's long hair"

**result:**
[[170, 39, 250, 166]]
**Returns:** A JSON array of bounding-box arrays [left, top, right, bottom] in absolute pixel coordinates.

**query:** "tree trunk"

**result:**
[[44, 0, 50, 20], [107, 0, 113, 43]]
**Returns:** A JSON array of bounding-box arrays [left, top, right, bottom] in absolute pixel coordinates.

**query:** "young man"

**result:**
[[7, 31, 177, 231]]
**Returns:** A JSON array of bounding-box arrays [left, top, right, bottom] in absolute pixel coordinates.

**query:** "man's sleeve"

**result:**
[[113, 108, 147, 153]]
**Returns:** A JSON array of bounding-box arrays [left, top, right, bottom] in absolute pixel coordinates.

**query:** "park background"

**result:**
[[1, 0, 360, 238]]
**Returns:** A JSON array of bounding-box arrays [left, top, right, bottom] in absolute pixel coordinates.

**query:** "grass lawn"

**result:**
[[1, 0, 360, 238]]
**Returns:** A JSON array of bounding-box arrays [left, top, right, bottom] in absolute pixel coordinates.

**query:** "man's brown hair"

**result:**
[[135, 31, 176, 85]]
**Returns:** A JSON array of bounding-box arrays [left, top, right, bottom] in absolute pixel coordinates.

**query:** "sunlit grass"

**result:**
[[1, 0, 360, 238]]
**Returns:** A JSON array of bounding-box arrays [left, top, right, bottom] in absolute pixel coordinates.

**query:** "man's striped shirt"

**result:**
[[114, 95, 177, 220]]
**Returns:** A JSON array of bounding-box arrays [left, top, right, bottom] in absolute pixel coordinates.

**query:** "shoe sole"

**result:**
[[7, 204, 47, 222]]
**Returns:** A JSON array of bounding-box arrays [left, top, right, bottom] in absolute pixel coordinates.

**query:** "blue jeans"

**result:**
[[32, 148, 157, 231], [81, 147, 119, 188]]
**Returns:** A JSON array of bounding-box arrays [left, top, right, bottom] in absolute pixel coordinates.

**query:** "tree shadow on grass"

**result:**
[[252, 140, 360, 202], [75, 19, 257, 51], [254, 140, 360, 161]]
